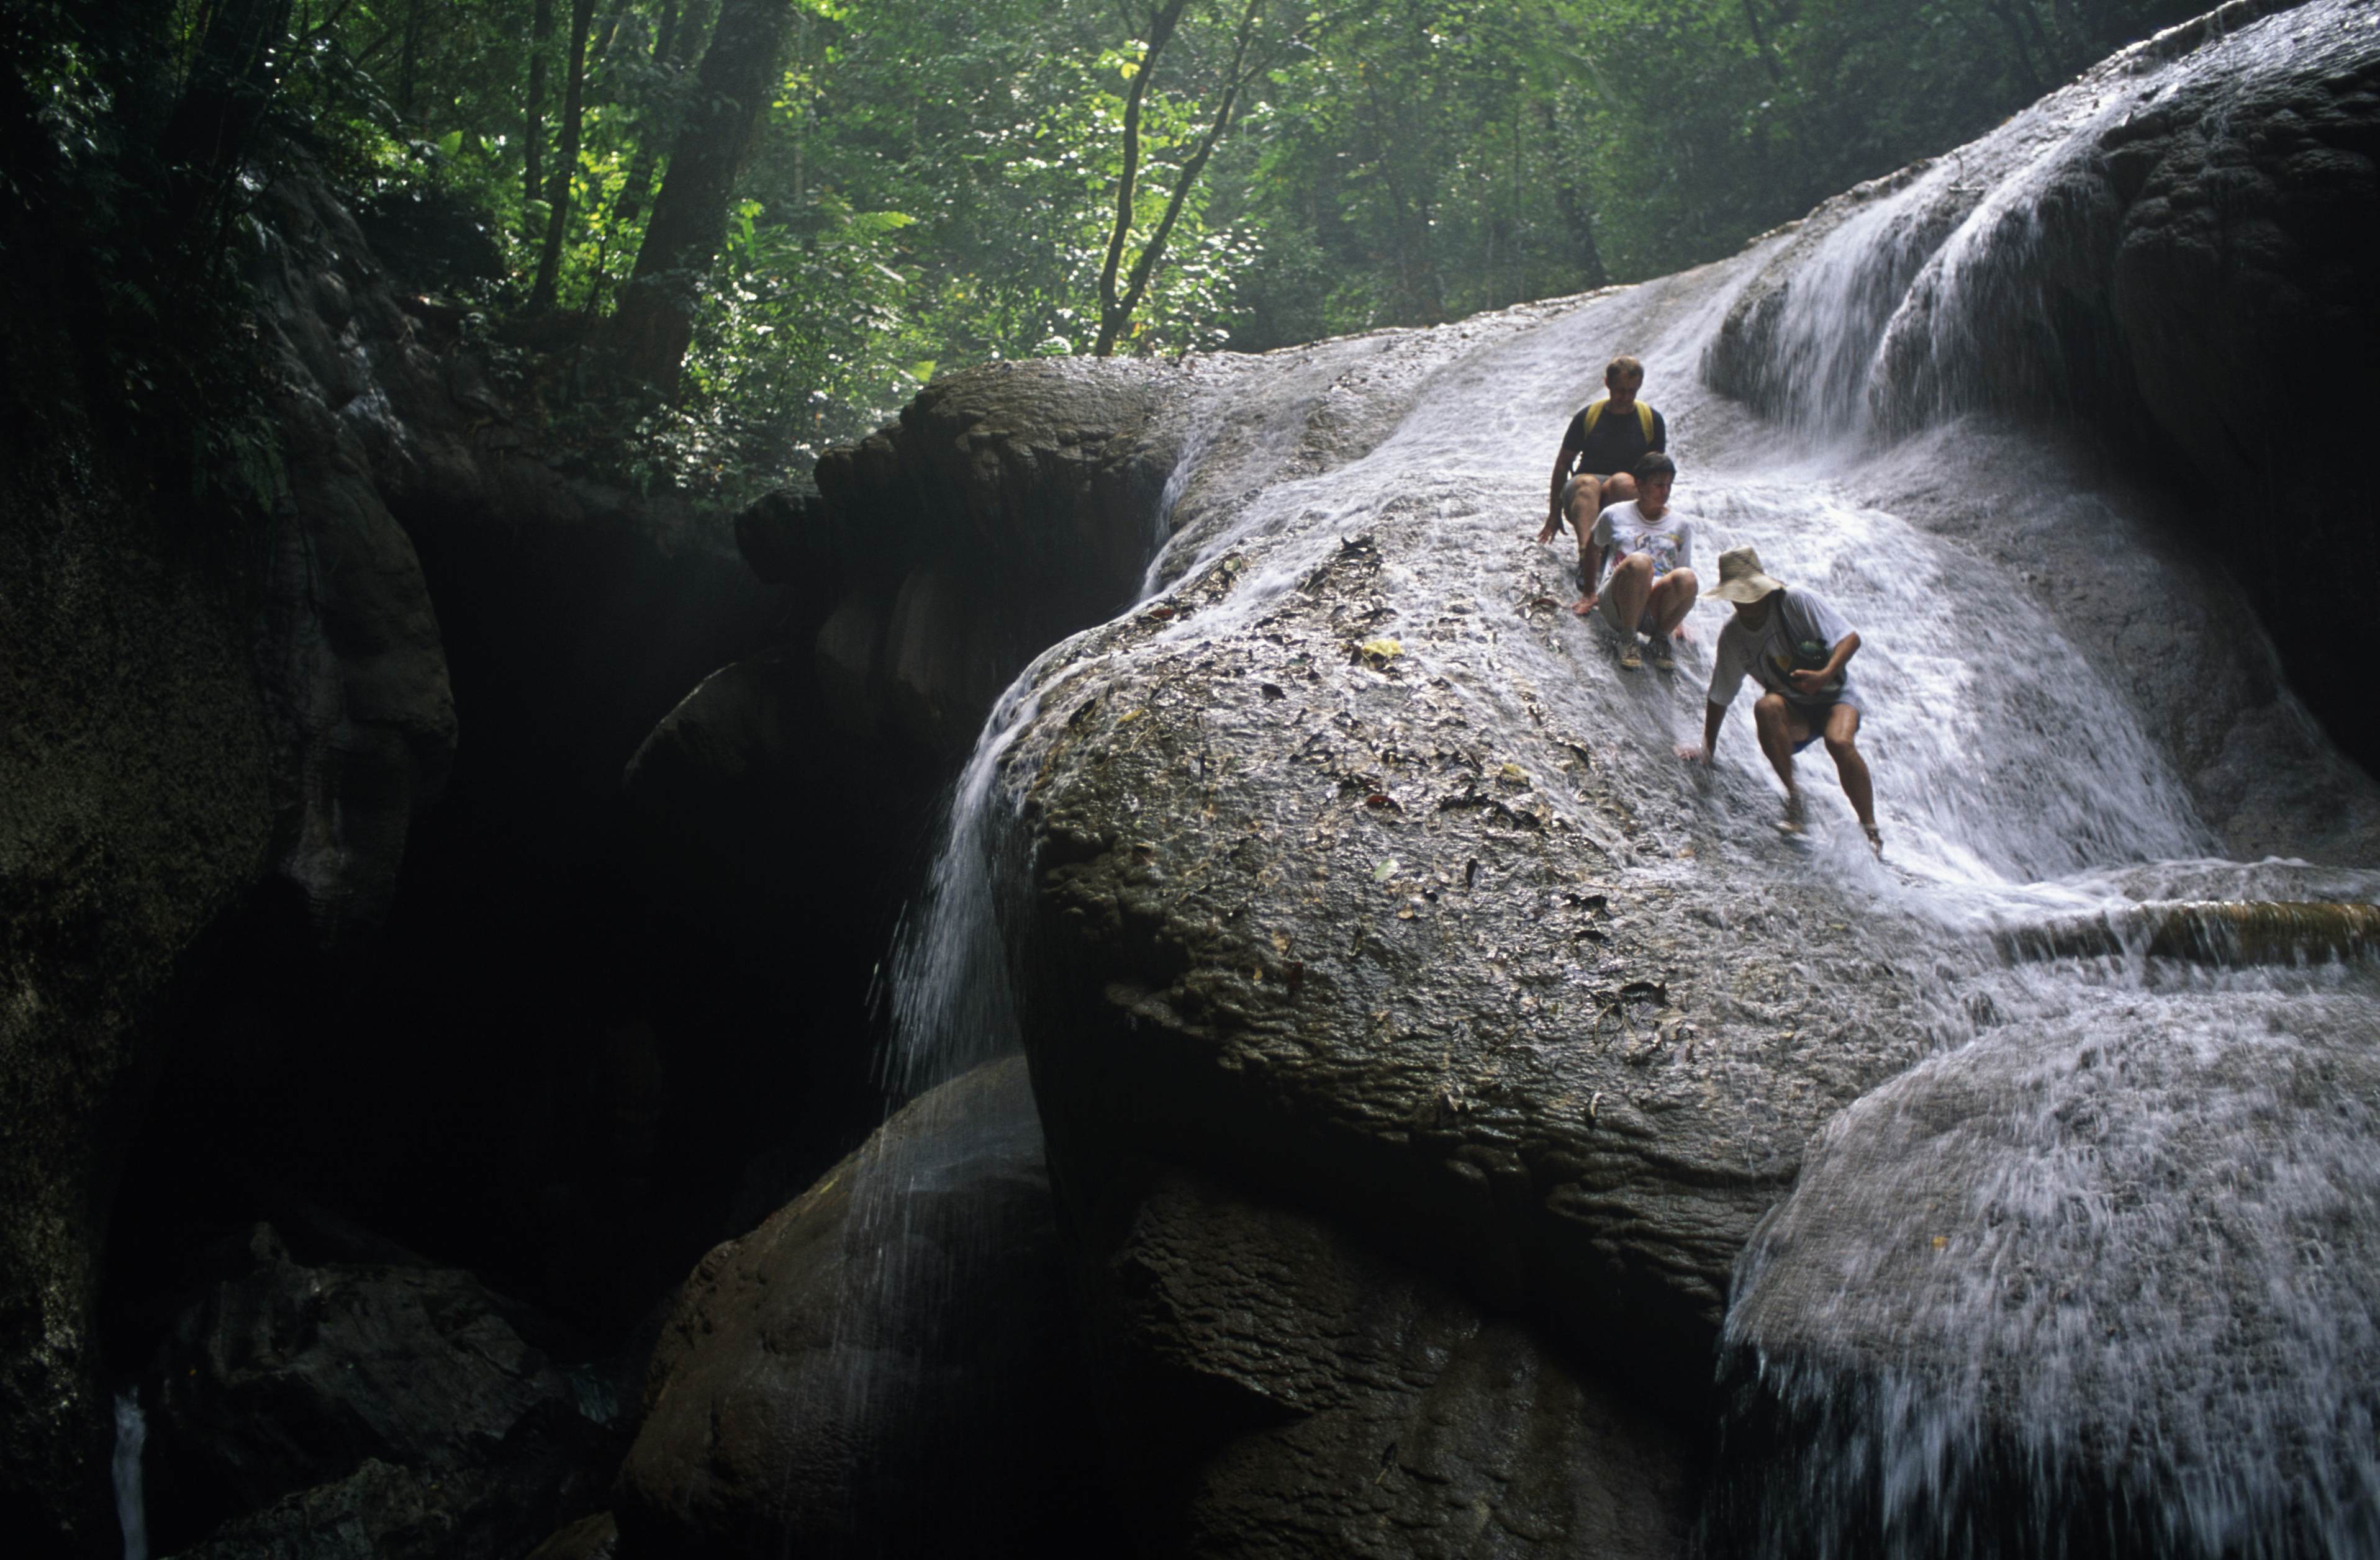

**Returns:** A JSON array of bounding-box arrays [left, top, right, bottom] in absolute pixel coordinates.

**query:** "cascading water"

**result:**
[[1662, 2, 2380, 1552], [112, 1391, 147, 1560], [790, 3, 2379, 1550]]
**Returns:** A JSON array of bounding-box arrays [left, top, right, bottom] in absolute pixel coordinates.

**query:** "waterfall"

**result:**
[[787, 6, 2380, 1550], [112, 1392, 147, 1560], [1663, 3, 2380, 1552]]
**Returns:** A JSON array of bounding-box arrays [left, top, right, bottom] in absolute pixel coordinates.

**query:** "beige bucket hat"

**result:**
[[1703, 545, 1786, 603]]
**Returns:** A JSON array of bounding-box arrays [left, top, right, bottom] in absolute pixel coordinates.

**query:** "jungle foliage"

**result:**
[[6, 0, 2200, 496]]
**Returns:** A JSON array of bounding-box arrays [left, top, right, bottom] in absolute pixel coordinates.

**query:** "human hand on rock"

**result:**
[[1535, 516, 1560, 544]]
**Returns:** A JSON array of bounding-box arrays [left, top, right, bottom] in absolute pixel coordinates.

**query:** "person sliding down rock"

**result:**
[[1676, 546, 1883, 852], [1537, 354, 1669, 616], [1574, 452, 1697, 672]]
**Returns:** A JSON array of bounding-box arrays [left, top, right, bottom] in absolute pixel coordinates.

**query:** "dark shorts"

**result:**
[[1786, 697, 1860, 752]]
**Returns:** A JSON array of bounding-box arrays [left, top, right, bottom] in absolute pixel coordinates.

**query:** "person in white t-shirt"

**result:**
[[1578, 452, 1698, 672], [1676, 544, 1882, 851]]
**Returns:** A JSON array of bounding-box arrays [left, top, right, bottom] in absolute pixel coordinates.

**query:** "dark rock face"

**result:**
[[1087, 1168, 1696, 1559], [615, 1058, 1110, 1558], [807, 361, 1182, 751], [140, 1224, 620, 1559], [1705, 0, 2380, 771], [1, 209, 277, 1554], [114, 169, 795, 1349], [527, 1512, 621, 1560]]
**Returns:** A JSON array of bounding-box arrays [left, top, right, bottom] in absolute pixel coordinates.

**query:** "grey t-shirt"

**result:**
[[1710, 586, 1861, 710]]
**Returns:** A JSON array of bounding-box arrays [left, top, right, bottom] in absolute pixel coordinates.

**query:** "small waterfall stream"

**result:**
[[813, 3, 2378, 1551], [112, 1391, 147, 1560]]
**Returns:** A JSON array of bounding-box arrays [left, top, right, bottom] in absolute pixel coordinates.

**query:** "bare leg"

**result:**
[[1567, 474, 1609, 613], [1822, 704, 1880, 847], [1606, 553, 1654, 638], [1753, 694, 1812, 826], [1645, 567, 1698, 640]]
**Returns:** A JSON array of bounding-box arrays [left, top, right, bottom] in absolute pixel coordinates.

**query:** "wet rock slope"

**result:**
[[823, 2, 2380, 1553]]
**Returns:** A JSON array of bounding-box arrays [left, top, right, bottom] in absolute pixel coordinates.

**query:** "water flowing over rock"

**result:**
[[614, 1058, 1111, 1558], [1709, 988, 2380, 1557], [1704, 0, 2380, 769], [823, 4, 2380, 1550]]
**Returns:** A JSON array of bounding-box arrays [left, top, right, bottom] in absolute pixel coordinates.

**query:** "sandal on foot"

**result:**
[[1863, 823, 1884, 854], [1651, 646, 1677, 672], [1618, 644, 1643, 670]]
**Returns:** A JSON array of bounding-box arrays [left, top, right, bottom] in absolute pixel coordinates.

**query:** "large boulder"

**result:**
[[614, 1058, 1111, 1558], [804, 360, 1183, 752], [1706, 990, 2380, 1558], [846, 20, 2380, 1534], [1087, 1168, 1697, 1559], [136, 1223, 622, 1559]]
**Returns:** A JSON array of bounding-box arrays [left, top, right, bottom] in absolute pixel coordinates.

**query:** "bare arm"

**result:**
[[1786, 631, 1861, 696], [1678, 698, 1727, 764], [1578, 531, 1606, 605], [1537, 426, 1583, 541]]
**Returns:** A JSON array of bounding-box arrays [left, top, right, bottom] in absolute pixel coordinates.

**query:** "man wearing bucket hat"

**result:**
[[1676, 546, 1881, 850]]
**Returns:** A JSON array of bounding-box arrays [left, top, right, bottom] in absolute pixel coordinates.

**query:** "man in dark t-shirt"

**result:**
[[1537, 354, 1669, 615]]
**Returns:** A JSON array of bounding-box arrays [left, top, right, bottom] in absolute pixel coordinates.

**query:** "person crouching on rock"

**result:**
[[1676, 546, 1882, 851], [1576, 452, 1697, 672], [1537, 354, 1668, 616]]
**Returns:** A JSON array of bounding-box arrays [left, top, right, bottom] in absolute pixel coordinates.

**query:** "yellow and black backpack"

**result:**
[[1581, 399, 1657, 443]]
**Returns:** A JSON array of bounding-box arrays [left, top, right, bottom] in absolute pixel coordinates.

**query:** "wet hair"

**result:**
[[1605, 354, 1645, 385], [1634, 451, 1676, 482]]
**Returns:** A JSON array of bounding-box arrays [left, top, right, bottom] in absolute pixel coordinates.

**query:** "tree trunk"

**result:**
[[1098, 0, 1266, 356], [397, 0, 425, 120], [161, 0, 296, 184], [1092, 0, 1190, 357], [612, 0, 707, 223], [1739, 0, 1784, 84], [610, 0, 797, 392], [525, 0, 554, 219], [530, 0, 597, 310]]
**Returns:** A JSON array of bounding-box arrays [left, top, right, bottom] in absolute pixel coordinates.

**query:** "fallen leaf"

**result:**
[[1373, 859, 1399, 882], [1360, 637, 1403, 661]]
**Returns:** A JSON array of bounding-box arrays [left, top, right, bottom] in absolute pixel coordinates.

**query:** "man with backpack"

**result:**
[[1538, 354, 1668, 615], [1676, 546, 1883, 852]]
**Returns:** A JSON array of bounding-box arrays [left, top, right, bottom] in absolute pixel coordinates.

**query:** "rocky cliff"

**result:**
[[623, 4, 2380, 1553], [9, 1, 2380, 1554]]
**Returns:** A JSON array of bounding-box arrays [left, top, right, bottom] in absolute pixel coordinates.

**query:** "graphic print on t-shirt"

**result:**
[[1591, 500, 1695, 583]]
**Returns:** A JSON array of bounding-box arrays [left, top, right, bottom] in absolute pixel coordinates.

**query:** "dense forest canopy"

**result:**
[[9, 0, 2198, 495]]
